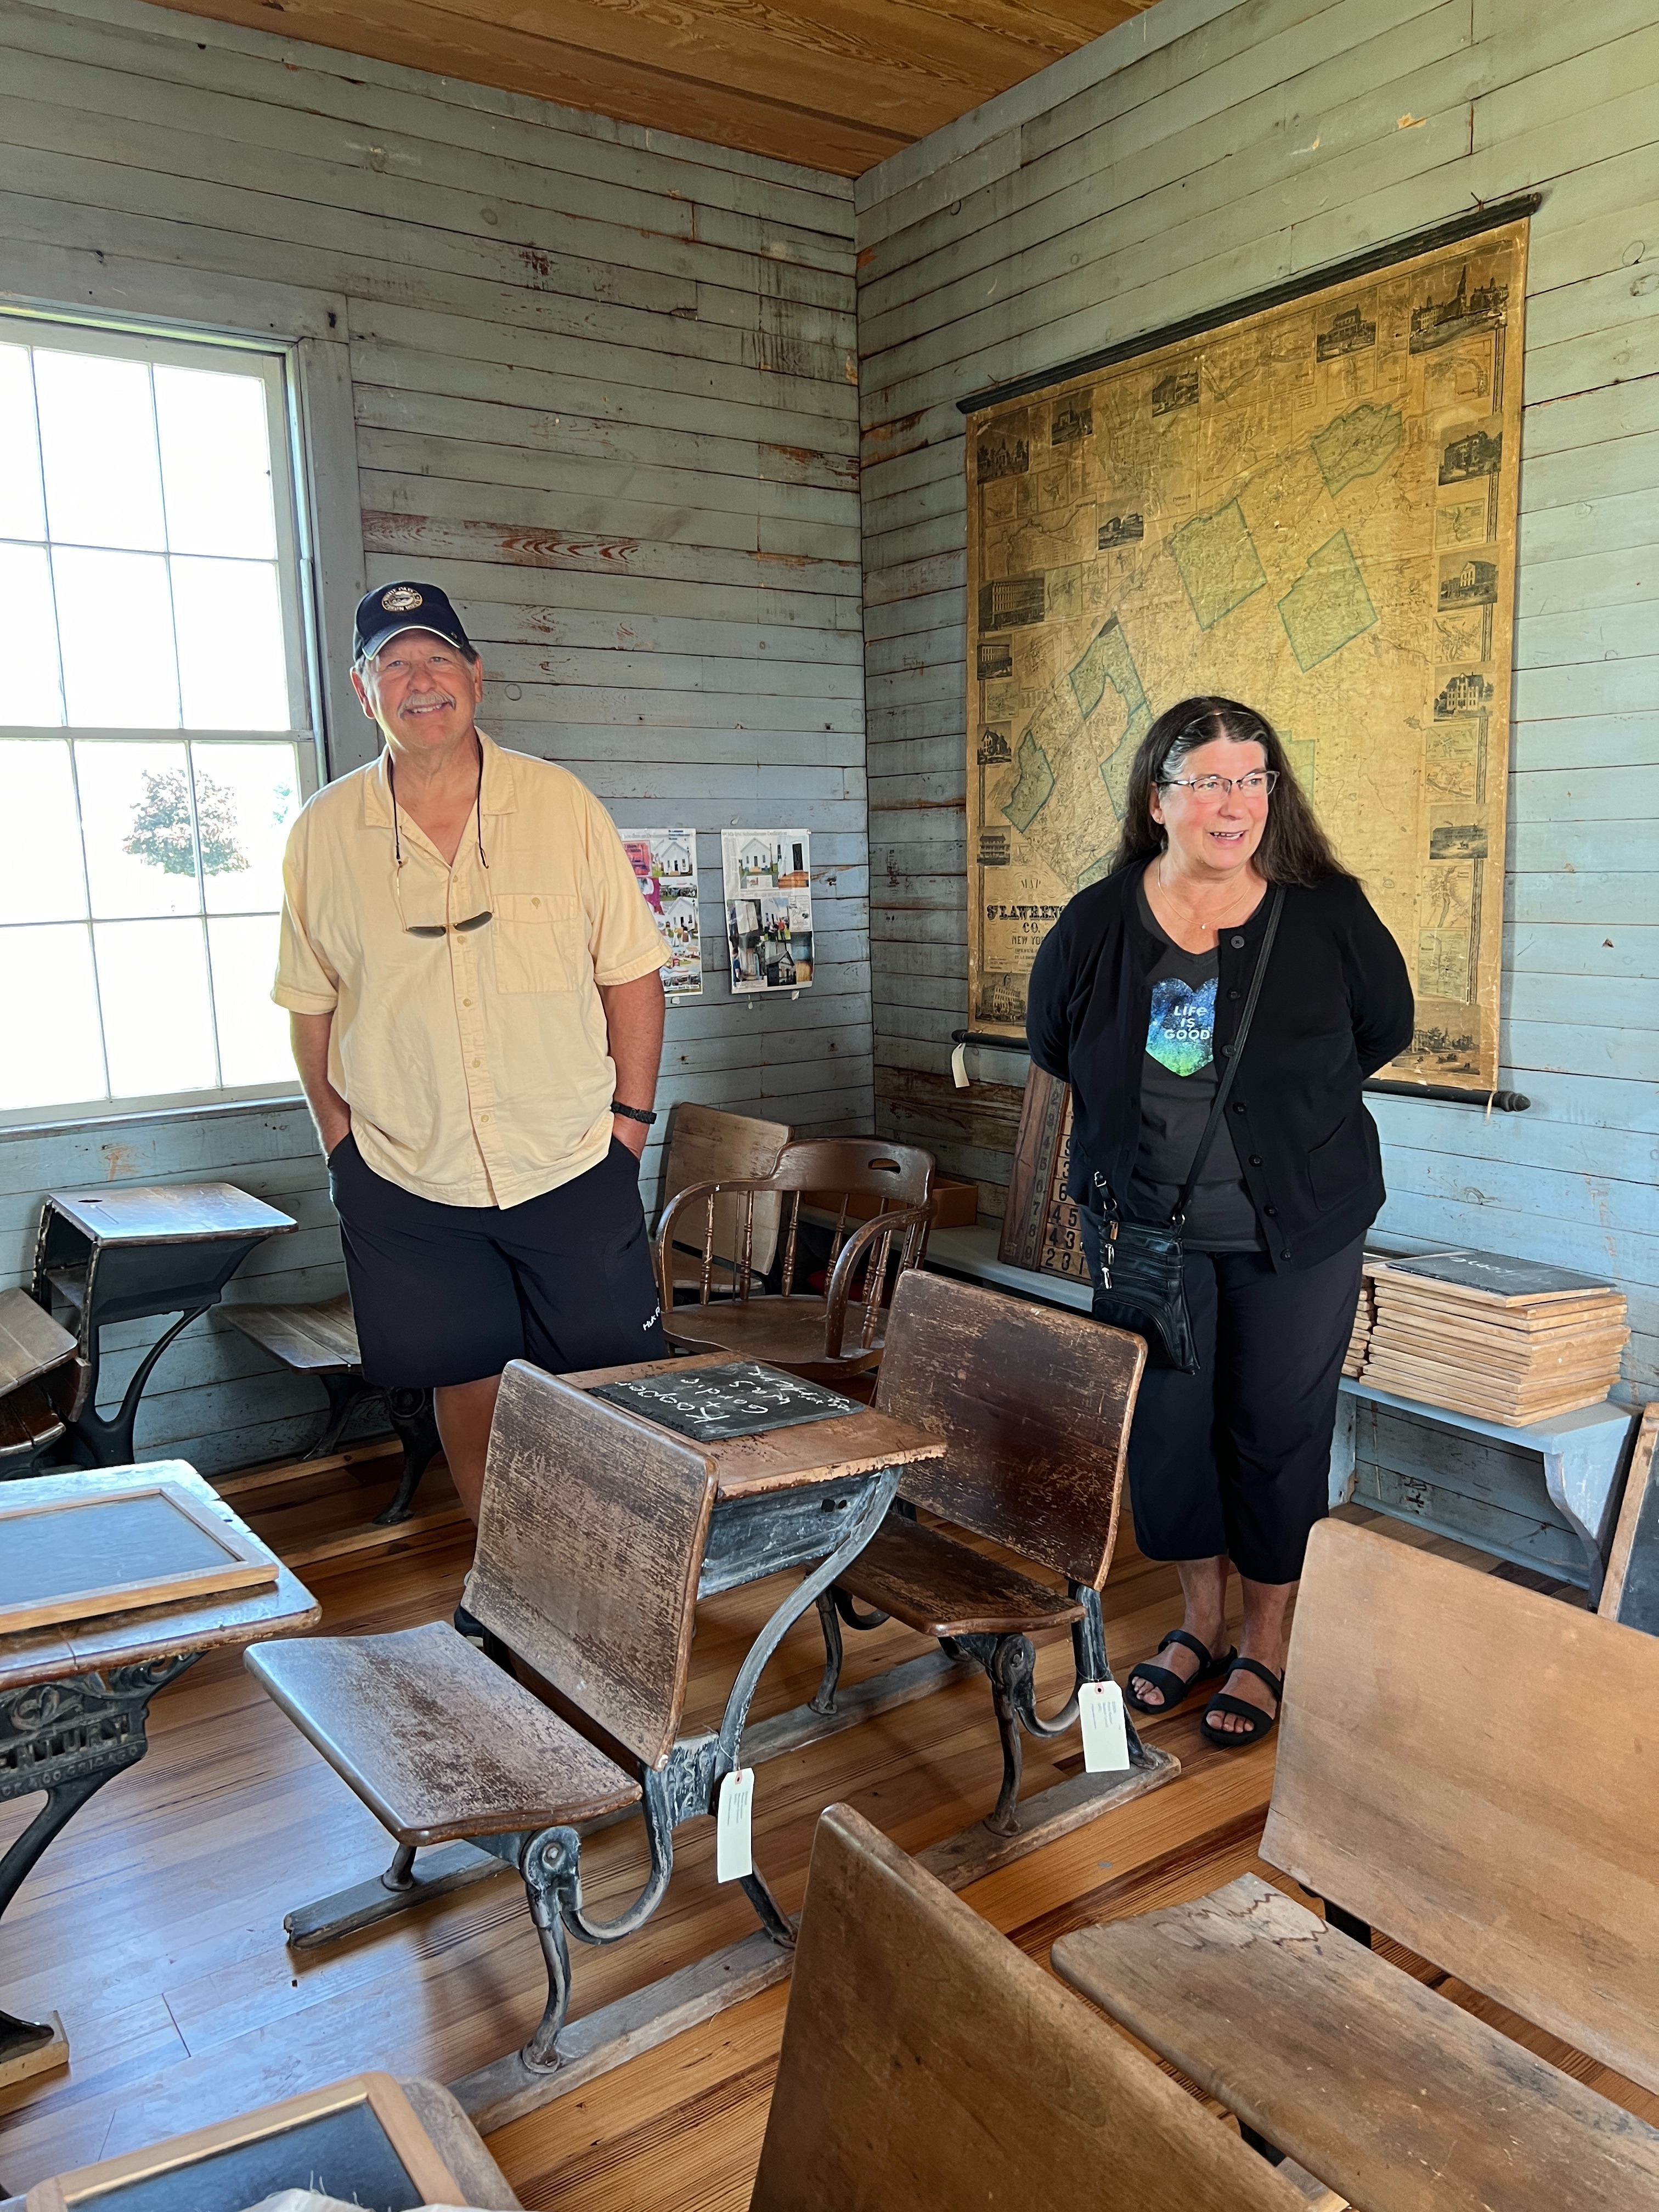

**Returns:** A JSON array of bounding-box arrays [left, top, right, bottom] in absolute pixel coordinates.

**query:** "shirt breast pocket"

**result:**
[[492, 891, 583, 994]]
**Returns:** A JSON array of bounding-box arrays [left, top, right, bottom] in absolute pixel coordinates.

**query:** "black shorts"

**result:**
[[329, 1133, 667, 1388]]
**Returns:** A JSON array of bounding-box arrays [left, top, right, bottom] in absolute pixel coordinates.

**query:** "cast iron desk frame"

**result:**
[[0, 1462, 319, 2086], [283, 1355, 946, 2072], [32, 1185, 296, 1468]]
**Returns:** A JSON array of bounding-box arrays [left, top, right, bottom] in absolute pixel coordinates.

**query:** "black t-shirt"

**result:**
[[1130, 873, 1263, 1251]]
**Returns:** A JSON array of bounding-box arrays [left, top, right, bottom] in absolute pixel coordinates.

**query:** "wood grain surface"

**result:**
[[96, 0, 1155, 173], [221, 1296, 361, 1376], [1056, 1872, 1659, 2212], [749, 1803, 1305, 2210], [874, 1268, 1144, 1588], [0, 1290, 77, 1396], [466, 1360, 718, 1768], [1264, 1514, 1659, 2097], [43, 1187, 296, 1246], [246, 1621, 641, 1844]]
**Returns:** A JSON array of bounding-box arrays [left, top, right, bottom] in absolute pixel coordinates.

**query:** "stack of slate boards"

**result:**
[[1364, 1249, 1629, 1424], [1343, 1263, 1377, 1378]]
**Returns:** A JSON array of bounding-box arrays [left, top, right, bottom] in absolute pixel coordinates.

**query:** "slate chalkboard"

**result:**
[[1378, 1249, 1615, 1303], [591, 1361, 860, 1443], [29, 2075, 459, 2212]]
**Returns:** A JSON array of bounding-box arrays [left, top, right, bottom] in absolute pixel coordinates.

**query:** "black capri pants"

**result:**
[[329, 1133, 667, 1388], [1084, 1229, 1363, 1585]]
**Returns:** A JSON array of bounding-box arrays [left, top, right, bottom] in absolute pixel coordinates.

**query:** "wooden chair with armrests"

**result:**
[[809, 1267, 1152, 1834], [656, 1138, 936, 1389], [747, 1800, 1308, 2212], [655, 1102, 792, 1300], [1053, 1514, 1659, 2212], [246, 1359, 793, 2075]]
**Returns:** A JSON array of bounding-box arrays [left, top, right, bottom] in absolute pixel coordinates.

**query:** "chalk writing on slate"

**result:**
[[591, 1362, 860, 1443]]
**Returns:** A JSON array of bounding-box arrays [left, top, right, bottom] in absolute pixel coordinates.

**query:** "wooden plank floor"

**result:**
[[0, 1489, 1649, 2210]]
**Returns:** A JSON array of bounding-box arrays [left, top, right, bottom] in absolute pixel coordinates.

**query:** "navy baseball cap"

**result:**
[[353, 580, 475, 663]]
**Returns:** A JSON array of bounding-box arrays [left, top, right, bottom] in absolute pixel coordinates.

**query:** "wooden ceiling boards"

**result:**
[[143, 0, 1155, 174]]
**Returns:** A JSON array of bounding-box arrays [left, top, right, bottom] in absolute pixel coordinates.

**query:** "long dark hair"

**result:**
[[1114, 695, 1352, 887]]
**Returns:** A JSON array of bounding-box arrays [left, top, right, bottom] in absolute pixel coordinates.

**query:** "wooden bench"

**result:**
[[0, 1288, 84, 1480], [221, 1293, 441, 1525], [748, 1801, 1307, 2211], [1052, 1514, 1659, 2212], [811, 1267, 1150, 1835], [247, 1357, 807, 2076], [658, 1138, 936, 1389]]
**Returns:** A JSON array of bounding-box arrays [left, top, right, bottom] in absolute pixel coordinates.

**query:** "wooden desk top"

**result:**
[[0, 1462, 319, 1694], [44, 1183, 296, 1248], [561, 1353, 945, 1500], [0, 1288, 77, 1394]]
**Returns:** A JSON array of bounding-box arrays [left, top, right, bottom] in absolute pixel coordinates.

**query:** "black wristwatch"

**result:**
[[611, 1100, 658, 1126]]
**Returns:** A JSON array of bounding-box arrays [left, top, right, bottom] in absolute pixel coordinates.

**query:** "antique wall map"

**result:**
[[966, 218, 1528, 1088]]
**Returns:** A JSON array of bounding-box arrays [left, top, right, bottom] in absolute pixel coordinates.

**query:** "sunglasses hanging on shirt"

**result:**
[[388, 744, 492, 938]]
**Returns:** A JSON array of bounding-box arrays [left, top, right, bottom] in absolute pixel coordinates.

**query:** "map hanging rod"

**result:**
[[947, 1031, 1530, 1112], [956, 190, 1544, 416]]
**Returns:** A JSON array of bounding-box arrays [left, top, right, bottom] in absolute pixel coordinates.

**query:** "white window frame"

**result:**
[[0, 307, 338, 1129]]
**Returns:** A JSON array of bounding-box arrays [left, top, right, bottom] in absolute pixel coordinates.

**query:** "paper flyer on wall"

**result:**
[[721, 830, 814, 994], [624, 828, 703, 1001]]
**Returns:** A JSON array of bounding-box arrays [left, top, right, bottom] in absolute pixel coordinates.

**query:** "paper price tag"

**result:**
[[716, 1767, 754, 1883], [1079, 1680, 1131, 1774]]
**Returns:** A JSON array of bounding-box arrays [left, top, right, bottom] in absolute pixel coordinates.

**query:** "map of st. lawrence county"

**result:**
[[966, 221, 1526, 1090]]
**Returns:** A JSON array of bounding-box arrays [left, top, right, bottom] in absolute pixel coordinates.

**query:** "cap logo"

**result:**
[[380, 585, 424, 612]]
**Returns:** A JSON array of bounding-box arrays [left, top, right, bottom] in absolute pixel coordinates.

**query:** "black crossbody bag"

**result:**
[[1087, 885, 1284, 1374]]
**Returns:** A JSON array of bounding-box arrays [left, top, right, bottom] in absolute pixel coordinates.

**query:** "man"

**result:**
[[274, 580, 668, 1531]]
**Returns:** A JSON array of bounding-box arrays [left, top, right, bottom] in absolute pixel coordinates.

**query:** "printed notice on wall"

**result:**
[[625, 829, 703, 1002], [721, 830, 815, 994]]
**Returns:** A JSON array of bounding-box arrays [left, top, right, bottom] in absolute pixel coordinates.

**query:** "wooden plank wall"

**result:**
[[0, 0, 865, 1473], [855, 0, 1659, 1404]]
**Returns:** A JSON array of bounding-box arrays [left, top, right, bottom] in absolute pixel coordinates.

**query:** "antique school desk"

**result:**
[[32, 1184, 296, 1466], [279, 1354, 947, 2126], [0, 1463, 319, 2091]]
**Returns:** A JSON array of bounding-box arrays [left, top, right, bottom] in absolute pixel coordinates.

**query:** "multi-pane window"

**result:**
[[0, 318, 317, 1120]]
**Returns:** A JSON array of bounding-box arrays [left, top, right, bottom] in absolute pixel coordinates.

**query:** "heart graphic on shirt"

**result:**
[[1146, 975, 1217, 1077]]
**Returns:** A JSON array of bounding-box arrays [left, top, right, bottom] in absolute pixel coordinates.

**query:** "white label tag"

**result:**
[[716, 1767, 754, 1882], [1079, 1680, 1131, 1774]]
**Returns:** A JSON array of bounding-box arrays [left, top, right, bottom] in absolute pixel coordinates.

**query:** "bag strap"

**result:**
[[1170, 884, 1284, 1225]]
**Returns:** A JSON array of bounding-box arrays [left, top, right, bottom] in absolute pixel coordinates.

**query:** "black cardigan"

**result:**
[[1026, 864, 1415, 1273]]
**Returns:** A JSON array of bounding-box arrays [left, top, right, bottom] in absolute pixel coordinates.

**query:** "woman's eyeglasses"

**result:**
[[1158, 770, 1279, 799], [389, 745, 492, 936]]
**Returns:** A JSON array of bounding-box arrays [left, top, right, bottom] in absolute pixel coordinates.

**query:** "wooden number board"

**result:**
[[0, 1481, 276, 1637], [591, 1361, 861, 1443]]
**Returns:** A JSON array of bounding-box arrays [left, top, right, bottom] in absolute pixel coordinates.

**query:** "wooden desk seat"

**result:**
[[815, 1268, 1147, 1835], [1053, 1516, 1659, 2212], [748, 1802, 1306, 2211], [222, 1292, 440, 1525], [832, 1511, 1084, 1638], [0, 1288, 84, 1479], [248, 1622, 640, 1847], [247, 1359, 726, 2072]]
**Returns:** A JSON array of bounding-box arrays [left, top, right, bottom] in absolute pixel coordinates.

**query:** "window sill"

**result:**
[[0, 1091, 306, 1142]]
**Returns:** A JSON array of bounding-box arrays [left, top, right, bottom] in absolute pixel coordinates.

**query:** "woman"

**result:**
[[1026, 697, 1413, 1746]]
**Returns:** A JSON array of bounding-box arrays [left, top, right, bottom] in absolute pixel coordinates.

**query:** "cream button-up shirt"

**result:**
[[273, 733, 665, 1209]]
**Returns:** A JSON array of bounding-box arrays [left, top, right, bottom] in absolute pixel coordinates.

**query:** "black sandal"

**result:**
[[1125, 1629, 1237, 1716], [1200, 1657, 1284, 1748]]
